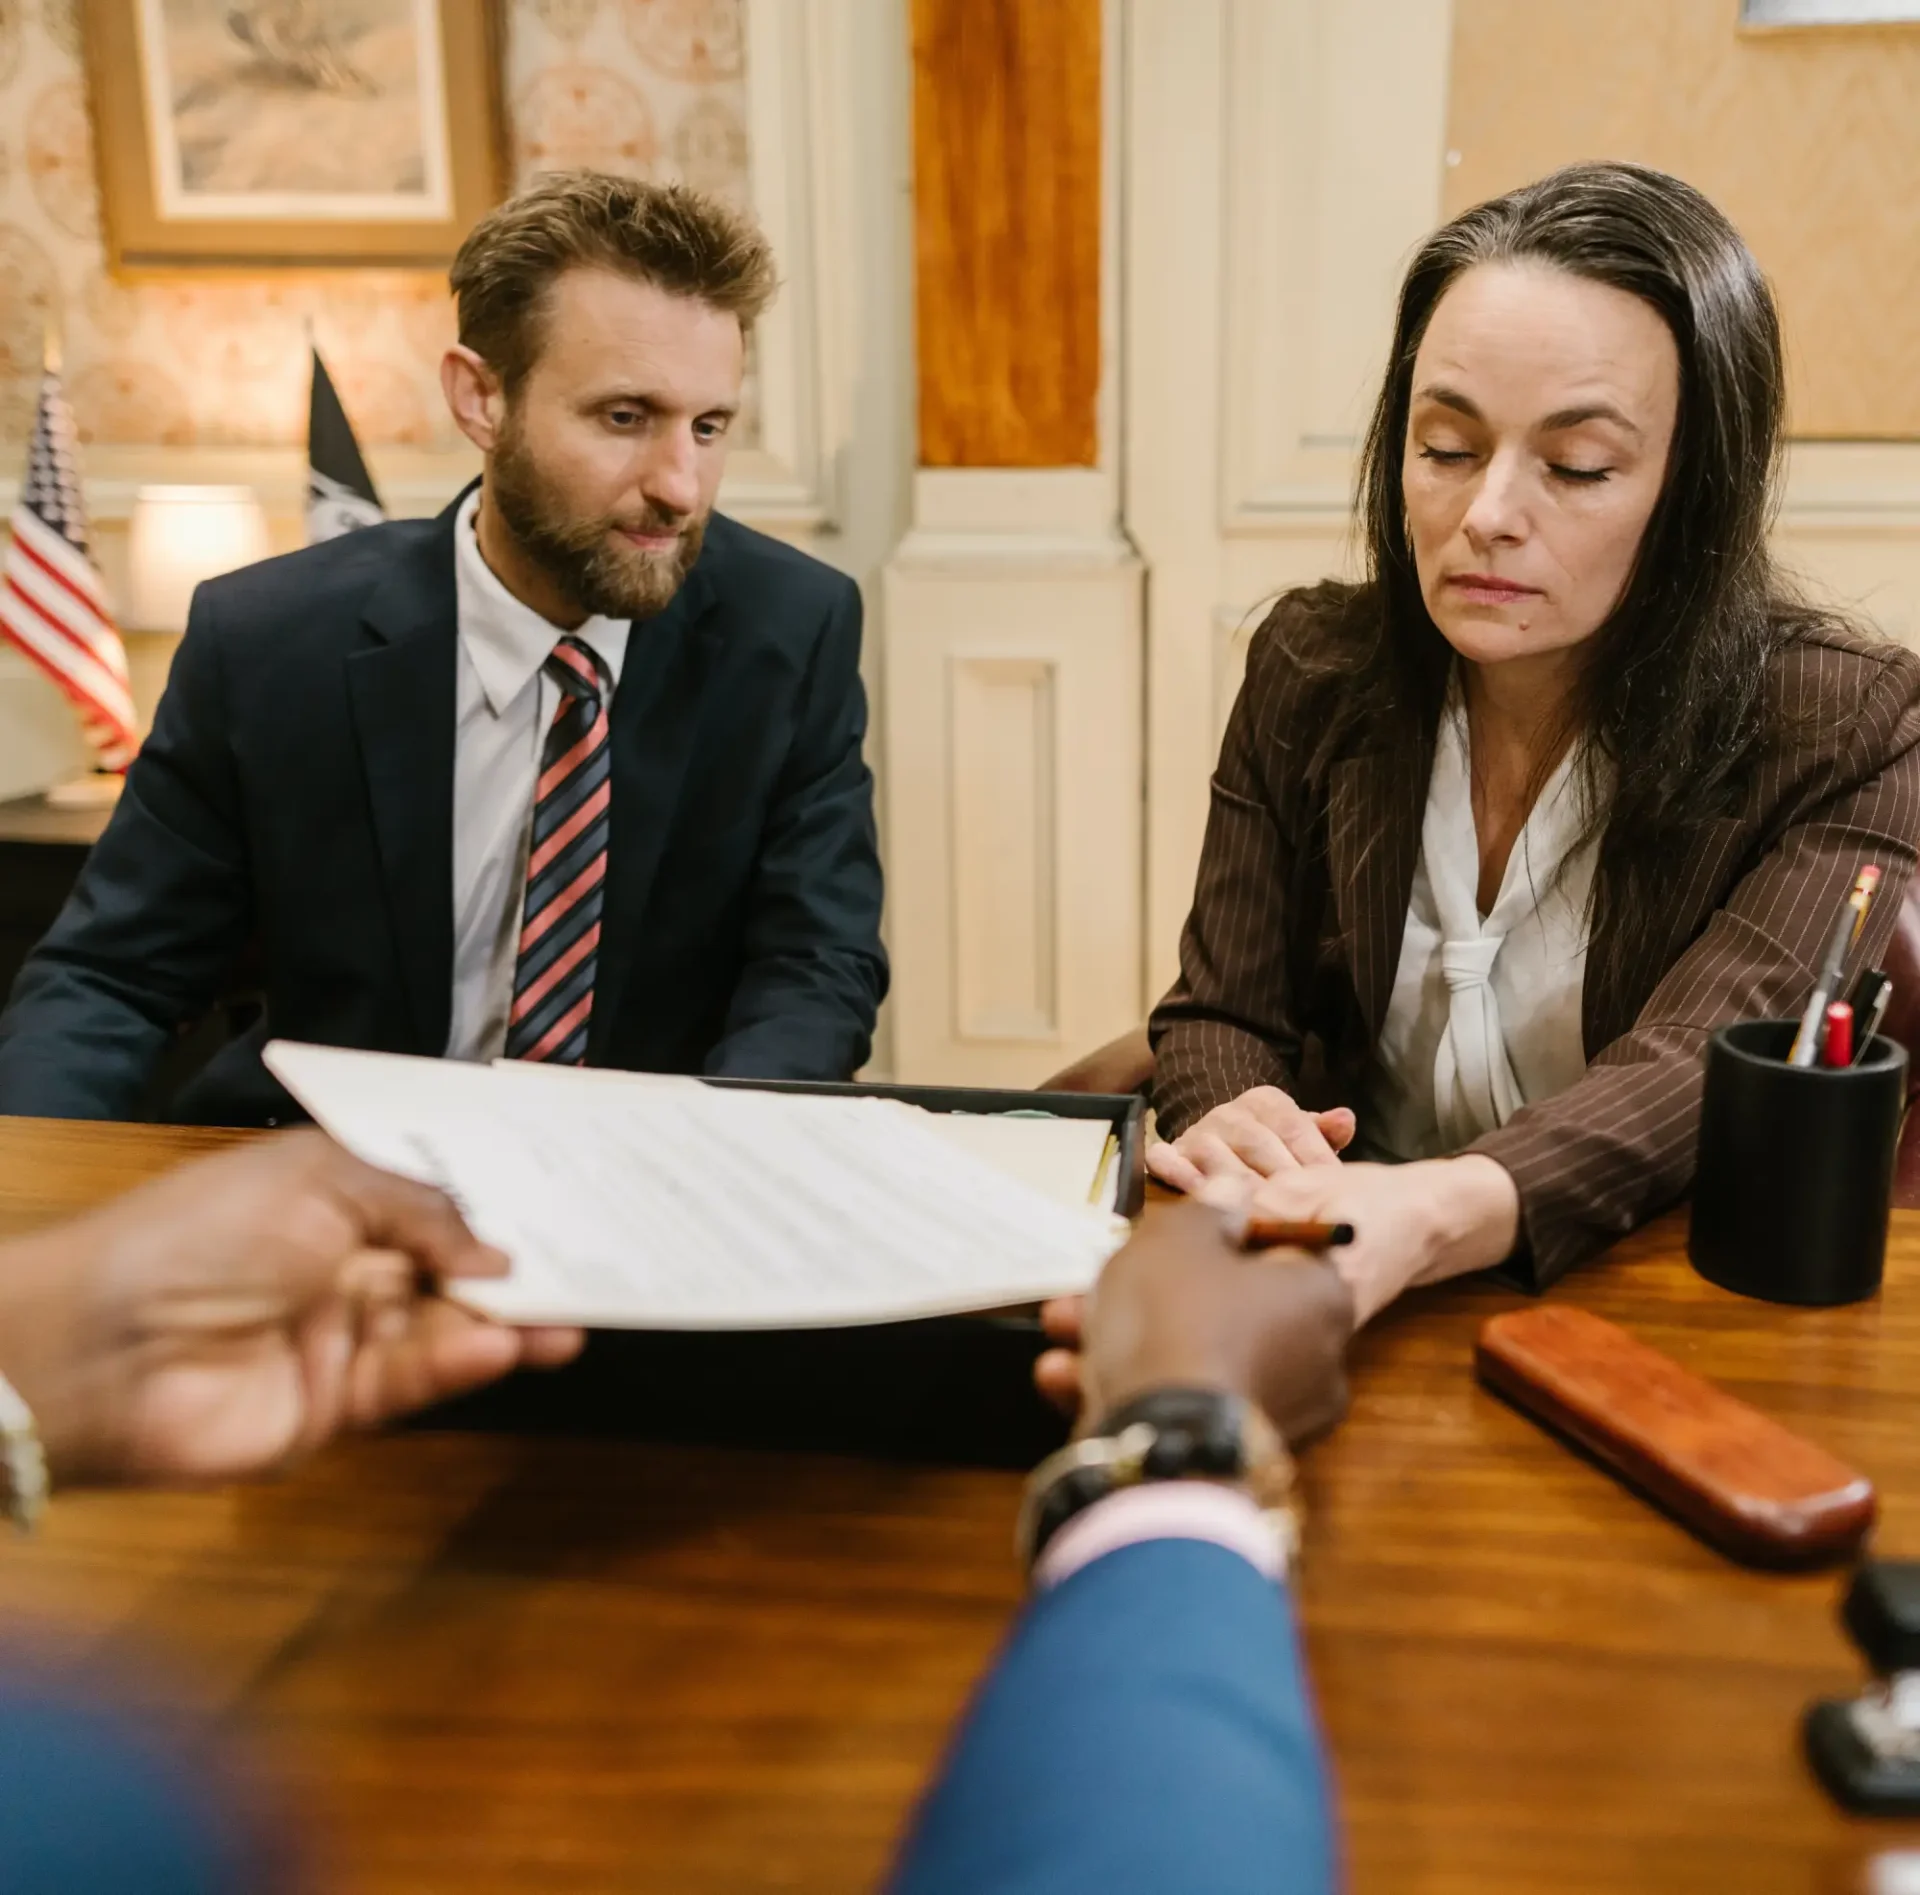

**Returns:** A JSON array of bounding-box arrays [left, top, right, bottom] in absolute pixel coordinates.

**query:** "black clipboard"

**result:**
[[423, 1076, 1142, 1466]]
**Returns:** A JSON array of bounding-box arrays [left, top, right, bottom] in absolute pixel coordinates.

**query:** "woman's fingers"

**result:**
[[1317, 1106, 1358, 1153], [1145, 1140, 1207, 1193], [1234, 1089, 1345, 1168], [1152, 1089, 1360, 1196], [1213, 1122, 1300, 1178], [1194, 1090, 1352, 1170]]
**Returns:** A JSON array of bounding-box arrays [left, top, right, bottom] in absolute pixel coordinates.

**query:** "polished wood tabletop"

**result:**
[[5, 1115, 1920, 1894]]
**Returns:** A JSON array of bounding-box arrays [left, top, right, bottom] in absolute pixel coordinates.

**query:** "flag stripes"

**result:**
[[1, 374, 136, 772]]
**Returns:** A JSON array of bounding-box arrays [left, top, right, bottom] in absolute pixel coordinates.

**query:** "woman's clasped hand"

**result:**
[[1142, 1087, 1356, 1192]]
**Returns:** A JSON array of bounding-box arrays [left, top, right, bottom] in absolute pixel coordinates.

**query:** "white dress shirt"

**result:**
[[1358, 686, 1607, 1162], [1032, 1483, 1289, 1590], [446, 490, 631, 1062]]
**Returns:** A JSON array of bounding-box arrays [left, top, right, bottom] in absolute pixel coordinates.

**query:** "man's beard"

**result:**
[[488, 424, 706, 621]]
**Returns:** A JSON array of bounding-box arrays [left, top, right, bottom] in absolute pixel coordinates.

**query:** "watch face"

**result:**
[[1103, 1386, 1257, 1476]]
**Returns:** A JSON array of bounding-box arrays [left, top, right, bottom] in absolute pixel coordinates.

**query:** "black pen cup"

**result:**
[[1688, 1019, 1907, 1307]]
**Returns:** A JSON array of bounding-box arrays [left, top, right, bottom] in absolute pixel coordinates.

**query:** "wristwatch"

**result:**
[[1015, 1384, 1299, 1575], [0, 1372, 46, 1535]]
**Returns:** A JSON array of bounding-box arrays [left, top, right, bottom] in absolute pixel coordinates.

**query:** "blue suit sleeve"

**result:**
[[886, 1539, 1338, 1895], [0, 587, 252, 1119], [704, 576, 888, 1081], [0, 1679, 258, 1892]]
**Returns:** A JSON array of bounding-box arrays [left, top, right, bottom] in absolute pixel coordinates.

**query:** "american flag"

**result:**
[[0, 371, 137, 771]]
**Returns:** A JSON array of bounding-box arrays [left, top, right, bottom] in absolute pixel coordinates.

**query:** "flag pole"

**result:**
[[42, 316, 60, 378]]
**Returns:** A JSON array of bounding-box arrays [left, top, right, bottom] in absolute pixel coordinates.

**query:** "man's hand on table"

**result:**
[[1034, 1199, 1355, 1445], [0, 1130, 582, 1486]]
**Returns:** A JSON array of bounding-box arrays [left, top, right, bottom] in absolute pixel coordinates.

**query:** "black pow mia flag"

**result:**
[[307, 348, 385, 544]]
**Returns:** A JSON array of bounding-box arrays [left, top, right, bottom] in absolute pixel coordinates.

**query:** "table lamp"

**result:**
[[126, 485, 271, 634], [38, 484, 271, 811]]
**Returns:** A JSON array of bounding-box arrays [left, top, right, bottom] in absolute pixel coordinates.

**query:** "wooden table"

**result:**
[[5, 1118, 1920, 1894]]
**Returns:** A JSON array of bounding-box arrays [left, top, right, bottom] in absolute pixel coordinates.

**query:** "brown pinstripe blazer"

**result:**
[[1149, 586, 1920, 1288]]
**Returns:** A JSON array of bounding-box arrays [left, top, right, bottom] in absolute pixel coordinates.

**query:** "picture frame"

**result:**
[[1740, 0, 1920, 23], [79, 0, 506, 271]]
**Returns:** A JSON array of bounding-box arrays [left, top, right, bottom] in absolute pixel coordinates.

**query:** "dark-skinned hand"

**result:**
[[1034, 1198, 1355, 1445], [1, 1130, 583, 1486]]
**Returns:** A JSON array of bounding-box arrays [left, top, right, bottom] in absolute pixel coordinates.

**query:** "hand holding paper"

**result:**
[[264, 1043, 1129, 1330]]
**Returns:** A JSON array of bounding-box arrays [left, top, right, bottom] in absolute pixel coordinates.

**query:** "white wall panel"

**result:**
[[949, 657, 1059, 1041], [883, 535, 1142, 1086]]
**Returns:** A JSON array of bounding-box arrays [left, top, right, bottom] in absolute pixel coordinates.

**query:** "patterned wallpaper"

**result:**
[[0, 0, 751, 453]]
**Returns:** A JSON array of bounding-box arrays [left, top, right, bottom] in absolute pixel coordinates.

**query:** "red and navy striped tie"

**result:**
[[505, 635, 611, 1064]]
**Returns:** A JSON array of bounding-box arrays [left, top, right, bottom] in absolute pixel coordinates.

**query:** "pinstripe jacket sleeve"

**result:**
[[1473, 633, 1920, 1284], [1151, 596, 1920, 1291], [1152, 587, 1429, 1149]]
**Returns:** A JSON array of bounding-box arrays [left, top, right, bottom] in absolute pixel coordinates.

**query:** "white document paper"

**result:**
[[264, 1042, 1128, 1330], [915, 1112, 1118, 1211]]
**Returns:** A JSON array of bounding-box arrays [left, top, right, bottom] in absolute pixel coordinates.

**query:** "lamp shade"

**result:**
[[126, 485, 271, 634]]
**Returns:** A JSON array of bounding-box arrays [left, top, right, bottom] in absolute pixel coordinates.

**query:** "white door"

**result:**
[[1121, 0, 1454, 997]]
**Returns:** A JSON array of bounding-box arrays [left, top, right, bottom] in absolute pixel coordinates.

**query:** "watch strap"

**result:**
[[0, 1372, 47, 1535], [1016, 1385, 1296, 1574]]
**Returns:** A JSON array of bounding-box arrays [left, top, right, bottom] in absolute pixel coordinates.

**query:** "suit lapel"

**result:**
[[346, 508, 462, 1055], [589, 560, 722, 1058], [1326, 721, 1433, 1043]]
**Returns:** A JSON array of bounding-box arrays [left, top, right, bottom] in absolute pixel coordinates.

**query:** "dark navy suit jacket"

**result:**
[[0, 1540, 1335, 1894], [890, 1539, 1337, 1894], [0, 495, 887, 1124]]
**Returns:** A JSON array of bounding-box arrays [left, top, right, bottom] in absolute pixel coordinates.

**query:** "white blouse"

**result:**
[[1357, 691, 1607, 1164]]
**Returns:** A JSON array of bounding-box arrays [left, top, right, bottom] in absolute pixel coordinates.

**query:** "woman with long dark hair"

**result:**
[[1145, 161, 1920, 1322]]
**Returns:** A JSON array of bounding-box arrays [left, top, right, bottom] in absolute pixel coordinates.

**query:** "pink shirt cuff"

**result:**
[[1032, 1481, 1287, 1590]]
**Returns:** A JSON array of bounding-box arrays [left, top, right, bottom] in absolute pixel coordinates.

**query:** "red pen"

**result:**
[[1820, 1000, 1854, 1069]]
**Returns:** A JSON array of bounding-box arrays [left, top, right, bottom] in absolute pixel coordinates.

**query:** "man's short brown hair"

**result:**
[[449, 170, 777, 391]]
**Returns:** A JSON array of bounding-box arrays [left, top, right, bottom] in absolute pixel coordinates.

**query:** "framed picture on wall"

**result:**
[[80, 0, 506, 270], [1741, 0, 1920, 20]]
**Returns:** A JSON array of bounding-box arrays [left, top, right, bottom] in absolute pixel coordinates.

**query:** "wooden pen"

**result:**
[[1238, 1215, 1355, 1251]]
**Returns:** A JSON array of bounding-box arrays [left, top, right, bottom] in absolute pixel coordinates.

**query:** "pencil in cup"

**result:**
[[1788, 865, 1883, 1068]]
